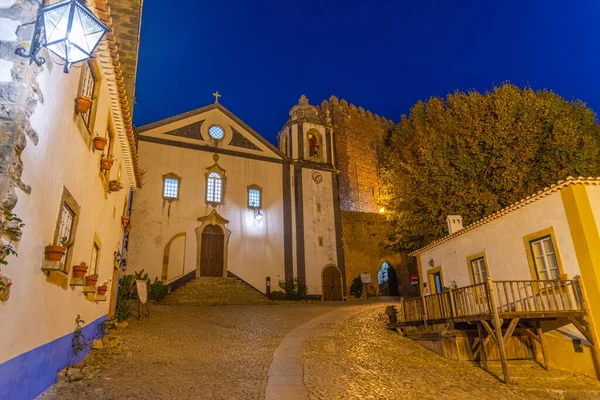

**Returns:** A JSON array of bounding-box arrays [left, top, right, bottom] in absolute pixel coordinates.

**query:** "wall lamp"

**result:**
[[250, 202, 263, 223], [16, 0, 110, 73]]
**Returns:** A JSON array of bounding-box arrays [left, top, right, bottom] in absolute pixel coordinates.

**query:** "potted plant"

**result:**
[[85, 274, 99, 287], [0, 275, 11, 302], [45, 236, 74, 262], [385, 305, 398, 324], [93, 135, 108, 151], [72, 262, 88, 278], [97, 278, 111, 296], [109, 180, 123, 192], [100, 154, 115, 171], [75, 95, 92, 113], [558, 273, 568, 282], [124, 224, 133, 233], [121, 215, 130, 225]]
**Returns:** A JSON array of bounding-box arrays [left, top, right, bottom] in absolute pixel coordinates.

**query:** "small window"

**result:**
[[79, 61, 97, 129], [208, 125, 224, 139], [90, 243, 100, 275], [530, 236, 559, 280], [318, 237, 324, 247], [207, 172, 222, 203], [57, 203, 75, 265], [164, 178, 179, 199], [248, 186, 261, 208], [470, 257, 487, 284], [308, 132, 320, 158]]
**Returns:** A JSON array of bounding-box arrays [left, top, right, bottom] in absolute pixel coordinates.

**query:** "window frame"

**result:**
[[204, 161, 226, 206], [523, 227, 565, 292], [52, 187, 81, 272], [162, 173, 182, 201], [307, 129, 322, 161], [78, 60, 97, 129], [247, 184, 262, 209], [208, 124, 225, 140], [90, 242, 100, 275]]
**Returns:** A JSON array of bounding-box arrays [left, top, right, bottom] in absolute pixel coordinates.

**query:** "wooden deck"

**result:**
[[393, 277, 600, 383]]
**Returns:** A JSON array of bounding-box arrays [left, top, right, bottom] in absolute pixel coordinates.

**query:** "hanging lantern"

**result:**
[[16, 0, 110, 73]]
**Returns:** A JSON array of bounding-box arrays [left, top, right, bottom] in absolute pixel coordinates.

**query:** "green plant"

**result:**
[[278, 278, 307, 300], [147, 277, 168, 301], [350, 276, 364, 299], [115, 276, 135, 322], [385, 305, 398, 317], [59, 236, 74, 249], [0, 210, 24, 268], [98, 317, 116, 337], [71, 315, 89, 361]]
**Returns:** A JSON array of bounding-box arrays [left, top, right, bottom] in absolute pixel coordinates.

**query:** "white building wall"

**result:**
[[417, 192, 578, 294], [301, 168, 337, 294], [1, 63, 132, 364], [128, 141, 286, 292], [586, 185, 600, 234]]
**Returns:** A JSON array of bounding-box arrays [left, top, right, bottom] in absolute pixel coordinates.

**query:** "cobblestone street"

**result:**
[[39, 302, 600, 399]]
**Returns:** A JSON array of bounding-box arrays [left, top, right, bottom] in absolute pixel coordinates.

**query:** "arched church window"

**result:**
[[308, 130, 321, 160], [206, 172, 223, 203]]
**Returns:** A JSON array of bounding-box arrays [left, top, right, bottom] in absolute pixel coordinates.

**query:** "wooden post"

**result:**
[[400, 297, 405, 323], [576, 276, 600, 380], [449, 289, 457, 319], [487, 278, 510, 383], [536, 321, 549, 371], [477, 322, 488, 372], [422, 295, 429, 329]]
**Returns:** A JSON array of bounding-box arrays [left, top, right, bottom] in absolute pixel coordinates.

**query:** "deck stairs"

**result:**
[[162, 276, 271, 306]]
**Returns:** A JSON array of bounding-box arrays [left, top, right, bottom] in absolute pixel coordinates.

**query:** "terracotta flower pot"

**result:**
[[45, 245, 66, 261], [75, 96, 92, 113], [100, 158, 114, 171], [109, 180, 123, 192], [97, 285, 108, 296], [124, 225, 133, 233], [72, 264, 88, 278], [85, 275, 99, 287], [93, 136, 108, 151], [121, 216, 131, 225], [558, 273, 568, 282]]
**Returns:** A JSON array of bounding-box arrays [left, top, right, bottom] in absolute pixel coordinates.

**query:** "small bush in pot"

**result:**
[[45, 236, 74, 262], [100, 154, 115, 171], [350, 276, 364, 299], [93, 135, 107, 151], [85, 274, 99, 287], [72, 262, 88, 278]]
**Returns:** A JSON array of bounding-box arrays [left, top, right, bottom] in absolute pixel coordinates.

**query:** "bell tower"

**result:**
[[277, 95, 332, 166]]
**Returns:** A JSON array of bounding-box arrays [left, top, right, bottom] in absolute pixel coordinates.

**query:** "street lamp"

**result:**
[[16, 0, 110, 73]]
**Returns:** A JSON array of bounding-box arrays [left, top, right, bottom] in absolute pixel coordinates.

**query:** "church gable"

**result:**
[[135, 103, 283, 160]]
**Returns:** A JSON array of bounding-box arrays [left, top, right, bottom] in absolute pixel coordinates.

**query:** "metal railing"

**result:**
[[397, 278, 585, 325]]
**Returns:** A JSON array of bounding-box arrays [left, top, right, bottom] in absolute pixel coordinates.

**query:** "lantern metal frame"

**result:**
[[15, 0, 110, 73]]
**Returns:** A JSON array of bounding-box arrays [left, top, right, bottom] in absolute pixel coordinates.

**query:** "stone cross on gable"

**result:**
[[213, 91, 221, 104]]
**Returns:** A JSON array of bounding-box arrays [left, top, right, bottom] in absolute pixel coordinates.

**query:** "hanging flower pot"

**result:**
[[85, 274, 99, 287], [75, 96, 92, 113], [97, 285, 108, 296], [72, 263, 88, 278], [109, 180, 123, 192], [121, 215, 131, 226], [100, 157, 114, 171], [0, 276, 11, 302], [45, 245, 66, 261], [93, 136, 108, 151], [124, 224, 133, 233]]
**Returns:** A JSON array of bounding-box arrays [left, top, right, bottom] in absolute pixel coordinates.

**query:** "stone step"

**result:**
[[163, 277, 271, 306]]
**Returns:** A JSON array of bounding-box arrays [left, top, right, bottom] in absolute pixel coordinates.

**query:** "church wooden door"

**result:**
[[322, 265, 342, 301], [200, 225, 224, 277]]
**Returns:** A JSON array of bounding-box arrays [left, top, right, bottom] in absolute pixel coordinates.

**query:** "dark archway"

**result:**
[[200, 224, 224, 277], [378, 261, 399, 296]]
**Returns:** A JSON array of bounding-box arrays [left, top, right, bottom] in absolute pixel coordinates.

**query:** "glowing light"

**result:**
[[379, 207, 385, 214]]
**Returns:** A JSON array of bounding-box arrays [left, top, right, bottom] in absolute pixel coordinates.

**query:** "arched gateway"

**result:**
[[322, 265, 343, 301]]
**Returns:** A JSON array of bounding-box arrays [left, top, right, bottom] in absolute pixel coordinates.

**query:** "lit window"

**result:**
[[207, 172, 222, 203], [248, 187, 261, 208], [209, 125, 224, 139], [470, 257, 487, 284], [79, 61, 97, 128], [163, 178, 179, 199], [530, 236, 559, 280], [308, 131, 320, 159], [90, 243, 100, 275]]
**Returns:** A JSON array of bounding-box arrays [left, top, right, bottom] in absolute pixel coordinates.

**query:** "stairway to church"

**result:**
[[162, 276, 271, 306]]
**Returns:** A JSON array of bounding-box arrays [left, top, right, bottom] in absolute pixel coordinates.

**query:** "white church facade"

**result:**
[[129, 96, 345, 299]]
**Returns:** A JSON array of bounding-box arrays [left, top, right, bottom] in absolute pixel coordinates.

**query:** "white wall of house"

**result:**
[[1, 61, 132, 365], [416, 191, 578, 293]]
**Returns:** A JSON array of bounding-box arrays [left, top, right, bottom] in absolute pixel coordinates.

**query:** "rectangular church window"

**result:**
[[207, 172, 223, 203], [248, 185, 262, 208], [164, 178, 179, 199]]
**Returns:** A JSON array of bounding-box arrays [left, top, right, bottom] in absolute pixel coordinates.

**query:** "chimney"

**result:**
[[446, 215, 463, 234]]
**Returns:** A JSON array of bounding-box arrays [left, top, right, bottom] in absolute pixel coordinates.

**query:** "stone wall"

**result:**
[[341, 210, 419, 298], [316, 96, 394, 213]]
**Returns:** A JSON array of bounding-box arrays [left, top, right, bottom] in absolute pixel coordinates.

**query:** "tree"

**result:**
[[380, 84, 600, 251]]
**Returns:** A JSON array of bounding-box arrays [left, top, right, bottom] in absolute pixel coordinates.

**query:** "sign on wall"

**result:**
[[136, 279, 148, 304], [360, 273, 372, 284], [411, 274, 419, 285]]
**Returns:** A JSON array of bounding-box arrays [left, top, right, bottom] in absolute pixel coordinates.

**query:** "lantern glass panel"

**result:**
[[43, 4, 70, 44], [69, 5, 105, 55]]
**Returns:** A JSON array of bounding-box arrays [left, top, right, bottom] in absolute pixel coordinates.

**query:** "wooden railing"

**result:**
[[397, 278, 585, 325]]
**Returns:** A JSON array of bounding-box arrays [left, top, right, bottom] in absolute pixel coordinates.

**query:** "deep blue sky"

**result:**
[[133, 0, 600, 144]]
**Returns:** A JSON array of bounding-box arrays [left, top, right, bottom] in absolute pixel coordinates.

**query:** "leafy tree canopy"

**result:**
[[380, 84, 600, 251]]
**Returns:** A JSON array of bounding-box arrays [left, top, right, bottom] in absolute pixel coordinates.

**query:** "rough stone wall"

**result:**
[[341, 211, 419, 298], [0, 0, 42, 216], [316, 96, 394, 213]]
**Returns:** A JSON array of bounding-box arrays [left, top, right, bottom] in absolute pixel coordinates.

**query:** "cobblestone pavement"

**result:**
[[302, 304, 563, 400], [38, 303, 343, 400]]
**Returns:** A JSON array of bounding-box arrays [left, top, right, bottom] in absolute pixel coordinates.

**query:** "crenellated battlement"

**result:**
[[314, 95, 396, 128]]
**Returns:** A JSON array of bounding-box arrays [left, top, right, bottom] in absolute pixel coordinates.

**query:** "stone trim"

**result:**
[[139, 136, 291, 165], [164, 120, 204, 141], [161, 232, 187, 282], [229, 126, 262, 151], [331, 173, 346, 295], [297, 123, 304, 160], [294, 164, 305, 285], [325, 126, 332, 165], [52, 186, 81, 273], [282, 165, 293, 282]]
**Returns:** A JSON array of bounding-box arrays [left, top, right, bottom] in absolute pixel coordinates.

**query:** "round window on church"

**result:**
[[208, 125, 225, 140]]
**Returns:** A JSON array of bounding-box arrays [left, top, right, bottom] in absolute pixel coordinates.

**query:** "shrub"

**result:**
[[269, 290, 286, 300], [147, 277, 168, 301], [350, 276, 363, 299], [278, 278, 307, 300]]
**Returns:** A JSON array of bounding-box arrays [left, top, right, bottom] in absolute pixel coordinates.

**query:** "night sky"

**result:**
[[133, 0, 600, 144]]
